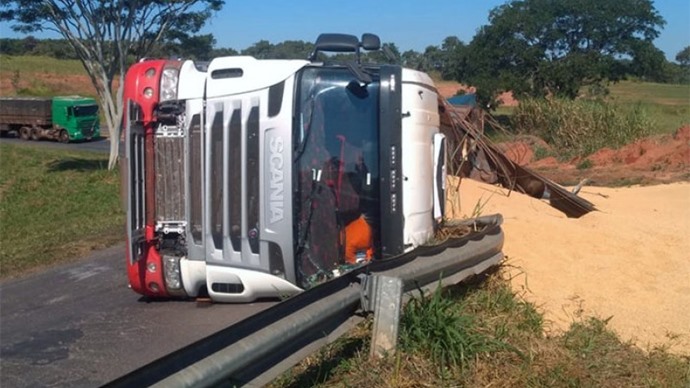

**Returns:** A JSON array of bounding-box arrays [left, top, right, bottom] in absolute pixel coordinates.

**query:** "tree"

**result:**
[[155, 33, 217, 61], [676, 46, 690, 67], [439, 36, 466, 80], [460, 0, 665, 105], [401, 49, 423, 69], [364, 42, 401, 64], [271, 40, 314, 60], [242, 40, 274, 59], [0, 0, 224, 168], [629, 40, 667, 82], [422, 45, 444, 72], [211, 46, 239, 57]]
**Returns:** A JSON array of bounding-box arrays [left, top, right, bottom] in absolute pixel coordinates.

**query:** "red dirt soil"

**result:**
[[499, 126, 690, 186]]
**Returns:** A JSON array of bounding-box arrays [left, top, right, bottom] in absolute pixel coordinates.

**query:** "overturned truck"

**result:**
[[121, 33, 590, 303]]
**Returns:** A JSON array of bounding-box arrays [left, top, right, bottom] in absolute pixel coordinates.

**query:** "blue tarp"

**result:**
[[447, 94, 477, 107]]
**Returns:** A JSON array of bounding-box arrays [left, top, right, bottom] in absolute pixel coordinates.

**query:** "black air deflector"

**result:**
[[378, 66, 404, 258], [268, 82, 285, 117], [229, 108, 242, 252], [246, 106, 260, 254], [210, 112, 224, 250]]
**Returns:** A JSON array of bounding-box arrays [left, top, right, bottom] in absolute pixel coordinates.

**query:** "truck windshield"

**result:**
[[293, 67, 380, 288], [74, 105, 99, 117]]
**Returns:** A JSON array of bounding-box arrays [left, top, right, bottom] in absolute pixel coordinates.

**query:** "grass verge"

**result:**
[[0, 143, 124, 278], [0, 55, 86, 76], [0, 55, 98, 98], [271, 268, 690, 387]]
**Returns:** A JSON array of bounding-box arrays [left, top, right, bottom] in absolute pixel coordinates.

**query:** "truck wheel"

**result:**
[[30, 127, 40, 141], [19, 127, 31, 140], [59, 130, 70, 143]]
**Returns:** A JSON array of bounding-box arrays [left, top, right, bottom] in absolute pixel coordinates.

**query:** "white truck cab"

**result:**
[[123, 33, 446, 302]]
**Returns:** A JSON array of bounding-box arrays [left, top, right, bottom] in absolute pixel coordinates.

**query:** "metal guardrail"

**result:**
[[105, 215, 504, 387]]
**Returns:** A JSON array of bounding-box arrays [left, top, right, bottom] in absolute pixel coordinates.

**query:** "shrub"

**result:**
[[576, 159, 593, 170], [512, 98, 654, 158], [399, 282, 508, 371]]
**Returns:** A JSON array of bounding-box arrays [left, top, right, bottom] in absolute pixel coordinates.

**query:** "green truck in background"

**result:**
[[0, 96, 100, 142]]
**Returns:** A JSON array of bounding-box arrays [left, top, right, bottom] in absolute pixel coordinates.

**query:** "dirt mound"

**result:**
[[587, 126, 690, 170], [498, 126, 690, 186], [449, 177, 690, 355]]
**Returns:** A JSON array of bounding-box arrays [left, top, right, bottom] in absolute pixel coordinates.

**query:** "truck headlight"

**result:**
[[163, 255, 182, 290], [160, 68, 179, 102]]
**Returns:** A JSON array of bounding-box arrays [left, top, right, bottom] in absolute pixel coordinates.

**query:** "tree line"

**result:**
[[2, 0, 688, 166], [4, 34, 687, 85]]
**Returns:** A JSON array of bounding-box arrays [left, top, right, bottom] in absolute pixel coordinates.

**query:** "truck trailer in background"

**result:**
[[0, 95, 100, 142]]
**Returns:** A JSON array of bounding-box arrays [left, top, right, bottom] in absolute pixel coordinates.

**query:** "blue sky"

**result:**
[[205, 0, 688, 60], [1, 0, 689, 61]]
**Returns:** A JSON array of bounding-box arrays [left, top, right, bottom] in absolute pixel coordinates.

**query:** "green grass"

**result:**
[[608, 82, 690, 135], [0, 55, 86, 76], [608, 81, 690, 106], [0, 143, 124, 278], [271, 268, 690, 387], [489, 81, 689, 140], [493, 105, 516, 117], [399, 281, 513, 371]]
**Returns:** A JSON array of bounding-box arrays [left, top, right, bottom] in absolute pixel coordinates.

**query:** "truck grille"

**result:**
[[80, 120, 97, 137], [154, 134, 186, 225]]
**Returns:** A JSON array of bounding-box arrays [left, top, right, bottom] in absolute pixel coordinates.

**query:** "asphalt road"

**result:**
[[0, 244, 276, 387], [0, 135, 111, 154]]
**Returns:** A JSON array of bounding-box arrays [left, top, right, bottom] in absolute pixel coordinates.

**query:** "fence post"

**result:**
[[370, 276, 403, 358]]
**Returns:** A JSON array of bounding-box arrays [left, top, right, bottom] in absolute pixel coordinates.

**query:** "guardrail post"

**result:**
[[370, 276, 403, 359]]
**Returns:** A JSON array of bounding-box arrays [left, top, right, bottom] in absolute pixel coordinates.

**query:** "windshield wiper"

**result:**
[[293, 97, 315, 163], [345, 61, 372, 85]]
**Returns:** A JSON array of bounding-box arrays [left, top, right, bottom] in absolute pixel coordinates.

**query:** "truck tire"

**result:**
[[19, 127, 31, 140], [30, 127, 40, 141], [59, 130, 70, 143]]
